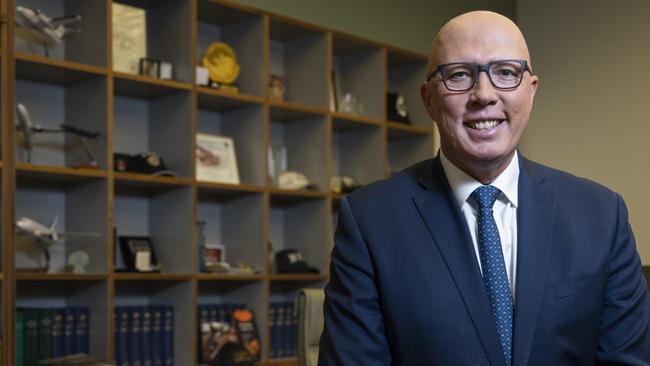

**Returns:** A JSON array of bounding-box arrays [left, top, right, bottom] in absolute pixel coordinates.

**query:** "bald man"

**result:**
[[319, 11, 650, 366]]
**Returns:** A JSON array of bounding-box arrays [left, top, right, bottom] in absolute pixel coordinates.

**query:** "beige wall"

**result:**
[[517, 0, 650, 263]]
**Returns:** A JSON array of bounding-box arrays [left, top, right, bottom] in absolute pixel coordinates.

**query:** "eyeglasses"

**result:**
[[427, 60, 531, 92]]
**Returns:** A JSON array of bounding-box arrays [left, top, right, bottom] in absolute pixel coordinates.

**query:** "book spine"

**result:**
[[141, 306, 152, 366], [51, 308, 65, 358], [197, 305, 208, 364], [16, 309, 24, 366], [269, 304, 277, 359], [151, 306, 163, 366], [276, 305, 286, 358], [63, 307, 77, 355], [130, 306, 143, 366], [76, 307, 90, 354], [37, 308, 53, 362], [24, 308, 38, 366], [163, 306, 173, 366], [116, 306, 131, 366], [290, 302, 298, 357]]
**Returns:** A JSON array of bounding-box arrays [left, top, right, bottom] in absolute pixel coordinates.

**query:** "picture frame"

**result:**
[[196, 133, 240, 184], [119, 236, 159, 272], [203, 243, 226, 272]]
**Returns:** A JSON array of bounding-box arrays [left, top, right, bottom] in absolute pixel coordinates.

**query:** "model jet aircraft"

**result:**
[[16, 216, 99, 272], [16, 103, 100, 166], [15, 6, 81, 56]]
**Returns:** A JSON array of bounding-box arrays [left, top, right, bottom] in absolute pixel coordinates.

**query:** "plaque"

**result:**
[[196, 133, 240, 184], [112, 3, 146, 74], [119, 236, 160, 272]]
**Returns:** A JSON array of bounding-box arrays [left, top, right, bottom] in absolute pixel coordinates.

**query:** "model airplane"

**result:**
[[15, 5, 81, 56], [16, 216, 99, 246], [16, 216, 99, 272], [16, 103, 100, 166]]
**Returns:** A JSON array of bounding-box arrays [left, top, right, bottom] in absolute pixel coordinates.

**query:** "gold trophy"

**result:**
[[202, 42, 240, 93]]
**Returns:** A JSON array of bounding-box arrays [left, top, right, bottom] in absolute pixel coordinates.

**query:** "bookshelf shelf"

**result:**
[[3, 0, 435, 365]]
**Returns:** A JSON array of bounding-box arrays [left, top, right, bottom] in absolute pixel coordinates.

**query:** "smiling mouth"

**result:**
[[465, 120, 505, 131]]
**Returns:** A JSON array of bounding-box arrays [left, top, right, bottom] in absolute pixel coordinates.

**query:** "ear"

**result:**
[[529, 74, 539, 100], [420, 82, 436, 119]]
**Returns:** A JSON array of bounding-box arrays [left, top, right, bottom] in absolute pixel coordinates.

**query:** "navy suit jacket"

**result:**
[[319, 155, 650, 366]]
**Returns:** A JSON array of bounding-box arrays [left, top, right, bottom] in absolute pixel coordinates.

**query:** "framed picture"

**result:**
[[119, 236, 159, 272], [203, 243, 226, 272], [196, 133, 240, 184]]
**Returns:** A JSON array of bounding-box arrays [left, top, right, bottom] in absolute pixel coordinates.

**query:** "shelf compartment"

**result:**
[[269, 114, 328, 191], [15, 0, 108, 66], [112, 0, 193, 83], [113, 72, 193, 99], [197, 0, 265, 96], [387, 132, 434, 176], [269, 198, 329, 275], [15, 73, 109, 169], [197, 280, 265, 364], [269, 18, 328, 109], [387, 49, 430, 129], [16, 176, 109, 274], [332, 35, 385, 120], [269, 101, 327, 122], [197, 103, 265, 186], [113, 185, 193, 273], [16, 163, 108, 182], [114, 172, 192, 189], [113, 89, 193, 178], [332, 123, 385, 187], [197, 189, 265, 274], [16, 279, 110, 360], [113, 279, 193, 365], [331, 112, 383, 131]]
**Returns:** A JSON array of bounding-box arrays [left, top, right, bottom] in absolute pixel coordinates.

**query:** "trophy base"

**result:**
[[209, 81, 240, 94]]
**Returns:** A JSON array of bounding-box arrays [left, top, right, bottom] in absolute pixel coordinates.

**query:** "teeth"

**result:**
[[470, 120, 501, 130]]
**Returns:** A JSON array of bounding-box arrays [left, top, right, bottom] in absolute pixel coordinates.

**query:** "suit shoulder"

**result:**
[[345, 159, 429, 207]]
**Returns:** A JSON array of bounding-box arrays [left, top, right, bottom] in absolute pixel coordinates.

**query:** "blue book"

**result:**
[[269, 304, 278, 359], [130, 306, 143, 366], [151, 306, 164, 366], [289, 303, 298, 357], [16, 309, 24, 366], [37, 308, 53, 361], [115, 307, 131, 366], [75, 307, 90, 354], [63, 307, 77, 355], [141, 306, 153, 366], [197, 305, 209, 364], [275, 305, 286, 358], [51, 308, 65, 357], [162, 306, 174, 366]]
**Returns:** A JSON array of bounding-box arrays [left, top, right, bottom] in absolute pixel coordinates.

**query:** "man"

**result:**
[[319, 10, 650, 366]]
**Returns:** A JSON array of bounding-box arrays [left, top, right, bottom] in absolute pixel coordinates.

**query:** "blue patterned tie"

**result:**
[[471, 185, 513, 366]]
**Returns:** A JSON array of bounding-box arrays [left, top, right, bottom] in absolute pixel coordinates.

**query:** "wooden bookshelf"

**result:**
[[1, 0, 435, 364]]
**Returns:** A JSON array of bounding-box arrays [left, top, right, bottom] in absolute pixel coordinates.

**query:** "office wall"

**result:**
[[229, 0, 515, 54], [517, 0, 650, 263]]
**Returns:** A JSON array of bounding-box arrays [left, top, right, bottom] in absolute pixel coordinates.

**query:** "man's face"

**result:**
[[422, 15, 538, 175]]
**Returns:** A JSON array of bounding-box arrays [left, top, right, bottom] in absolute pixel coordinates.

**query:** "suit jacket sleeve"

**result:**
[[318, 197, 392, 366], [596, 194, 650, 365]]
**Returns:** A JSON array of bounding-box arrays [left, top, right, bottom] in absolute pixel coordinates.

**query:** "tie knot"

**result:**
[[471, 185, 501, 209]]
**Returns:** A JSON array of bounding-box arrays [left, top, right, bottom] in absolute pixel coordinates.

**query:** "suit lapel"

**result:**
[[413, 157, 506, 366], [512, 157, 556, 366]]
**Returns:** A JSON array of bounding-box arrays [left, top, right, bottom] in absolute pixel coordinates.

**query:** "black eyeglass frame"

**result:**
[[426, 59, 532, 92]]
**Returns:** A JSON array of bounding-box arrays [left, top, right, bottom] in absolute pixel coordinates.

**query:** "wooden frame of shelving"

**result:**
[[1, 0, 437, 364]]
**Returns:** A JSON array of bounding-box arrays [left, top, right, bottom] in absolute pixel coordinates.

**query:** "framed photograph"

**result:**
[[268, 74, 287, 101], [203, 243, 226, 272], [119, 236, 159, 272], [139, 58, 160, 78], [112, 3, 147, 74], [196, 133, 240, 184]]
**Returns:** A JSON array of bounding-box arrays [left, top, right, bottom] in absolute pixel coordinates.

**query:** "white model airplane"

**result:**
[[15, 6, 81, 56], [16, 216, 99, 246], [16, 103, 99, 166]]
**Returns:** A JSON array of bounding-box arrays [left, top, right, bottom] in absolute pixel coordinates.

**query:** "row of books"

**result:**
[[16, 307, 89, 366], [114, 305, 174, 366], [269, 302, 298, 359]]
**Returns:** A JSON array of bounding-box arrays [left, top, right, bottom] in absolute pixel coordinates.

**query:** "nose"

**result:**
[[470, 71, 498, 106]]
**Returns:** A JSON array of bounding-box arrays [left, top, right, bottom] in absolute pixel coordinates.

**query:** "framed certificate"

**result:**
[[196, 133, 240, 184]]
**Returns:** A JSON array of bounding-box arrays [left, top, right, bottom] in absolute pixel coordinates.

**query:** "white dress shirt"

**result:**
[[440, 151, 519, 297]]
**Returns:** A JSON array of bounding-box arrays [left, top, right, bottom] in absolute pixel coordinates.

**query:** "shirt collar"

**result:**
[[440, 150, 519, 208]]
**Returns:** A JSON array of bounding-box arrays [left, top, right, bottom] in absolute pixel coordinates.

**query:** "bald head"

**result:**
[[427, 11, 532, 75]]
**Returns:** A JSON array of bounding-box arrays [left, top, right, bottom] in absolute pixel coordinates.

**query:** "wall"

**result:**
[[229, 0, 515, 54], [517, 0, 650, 263]]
